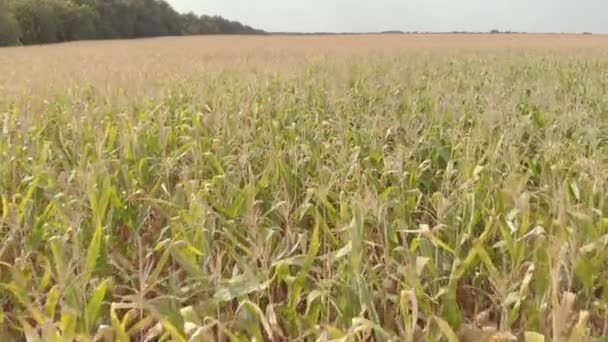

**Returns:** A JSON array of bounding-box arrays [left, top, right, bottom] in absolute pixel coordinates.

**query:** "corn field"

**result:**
[[1, 35, 608, 341]]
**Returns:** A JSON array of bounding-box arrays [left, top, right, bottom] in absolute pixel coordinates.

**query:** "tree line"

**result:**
[[0, 0, 264, 46]]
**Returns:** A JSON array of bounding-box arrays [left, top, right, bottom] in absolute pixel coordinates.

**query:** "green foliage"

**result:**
[[0, 0, 263, 46], [55, 0, 97, 41], [0, 0, 20, 46], [11, 0, 60, 44]]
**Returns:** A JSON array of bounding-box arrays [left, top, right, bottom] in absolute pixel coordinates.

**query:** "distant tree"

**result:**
[[381, 30, 404, 35], [11, 0, 60, 44], [0, 0, 264, 46], [199, 15, 221, 34], [155, 0, 182, 35], [490, 29, 500, 34], [180, 12, 201, 34], [87, 0, 137, 39], [0, 0, 21, 46], [55, 1, 97, 41]]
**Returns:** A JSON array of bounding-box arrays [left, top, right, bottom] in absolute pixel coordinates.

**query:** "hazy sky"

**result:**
[[167, 0, 608, 33]]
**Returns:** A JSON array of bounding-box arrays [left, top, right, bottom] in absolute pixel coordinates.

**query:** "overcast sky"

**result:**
[[167, 0, 607, 33]]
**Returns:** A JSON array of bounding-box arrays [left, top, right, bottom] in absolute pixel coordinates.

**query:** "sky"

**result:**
[[167, 0, 608, 34]]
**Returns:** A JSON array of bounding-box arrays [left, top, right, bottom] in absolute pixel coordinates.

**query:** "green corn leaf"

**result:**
[[525, 331, 545, 342], [170, 241, 202, 278], [213, 273, 271, 303], [84, 222, 103, 284], [18, 176, 40, 222], [110, 304, 129, 342], [19, 318, 42, 342], [45, 285, 60, 318], [568, 311, 589, 342], [49, 238, 67, 284], [1, 195, 8, 220], [160, 318, 186, 342], [85, 278, 111, 333], [288, 208, 321, 309], [434, 316, 459, 342], [59, 310, 76, 341]]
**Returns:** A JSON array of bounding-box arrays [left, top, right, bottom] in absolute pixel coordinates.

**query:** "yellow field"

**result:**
[[2, 34, 607, 100], [2, 35, 608, 340]]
